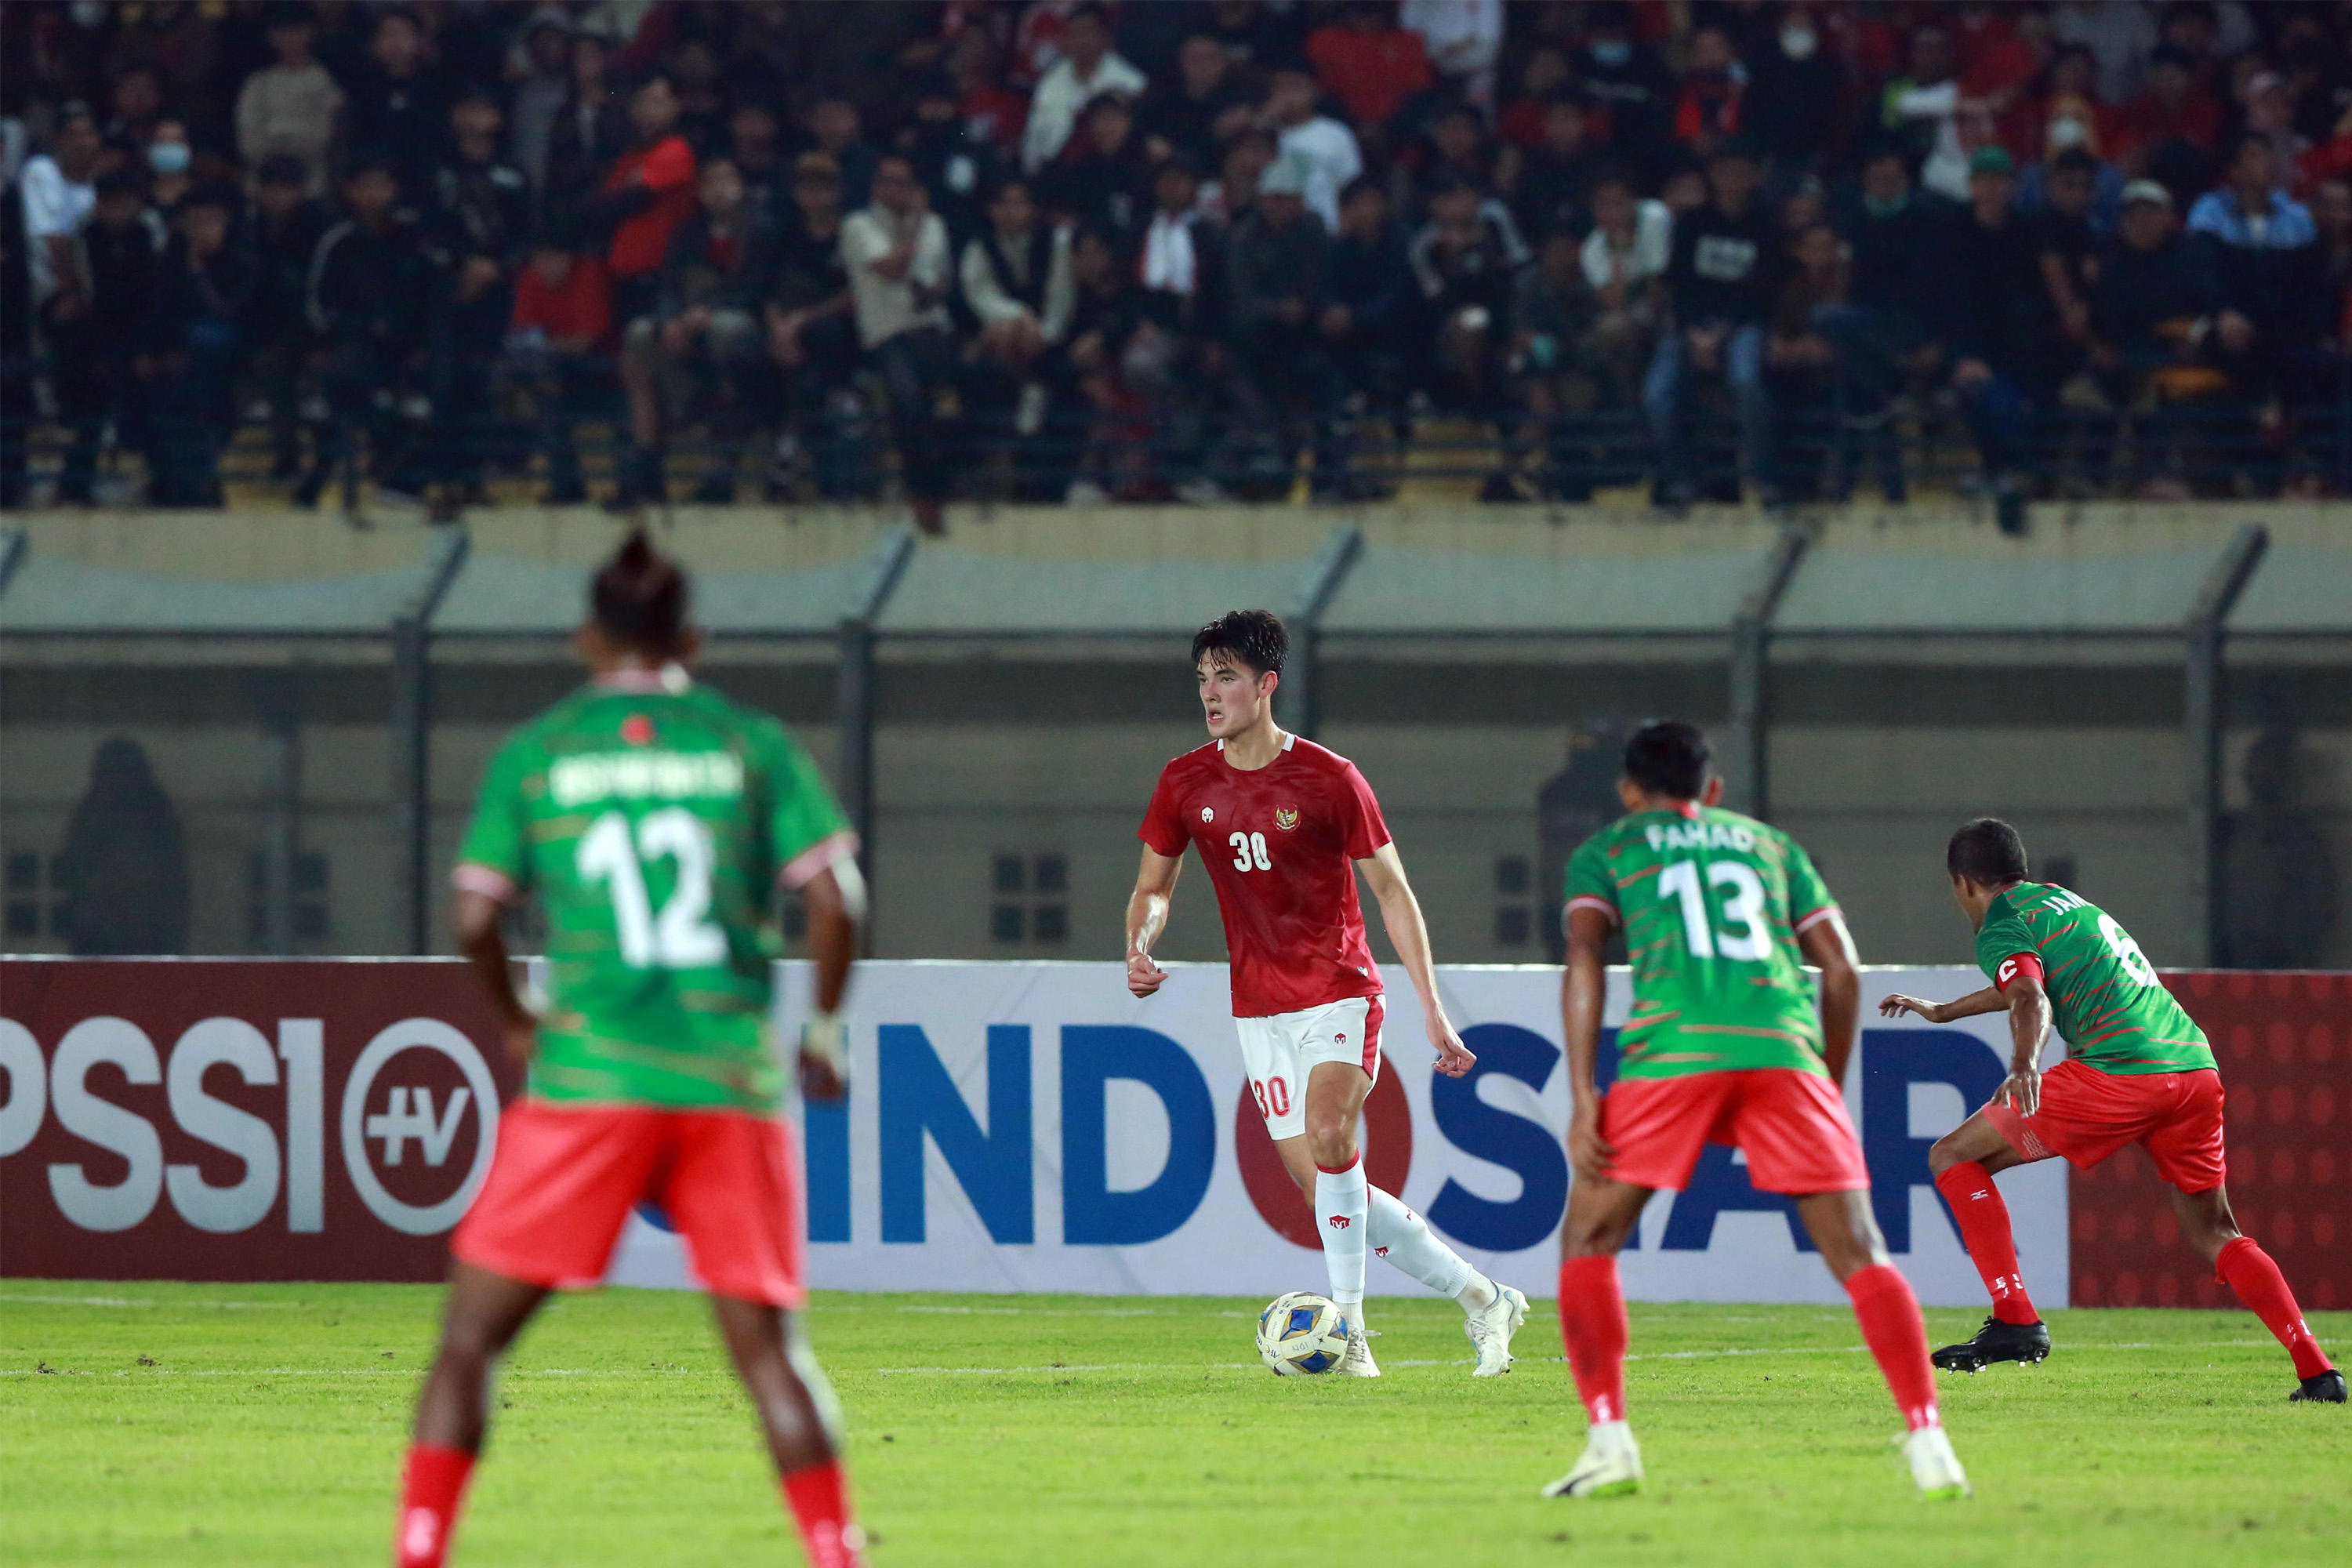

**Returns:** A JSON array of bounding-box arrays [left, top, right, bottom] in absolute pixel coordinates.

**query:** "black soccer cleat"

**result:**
[[2289, 1369, 2347, 1403], [1932, 1316, 2053, 1374]]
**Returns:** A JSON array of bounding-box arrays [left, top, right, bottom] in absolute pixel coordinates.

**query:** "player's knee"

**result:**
[[1926, 1132, 1965, 1176], [1305, 1118, 1352, 1169]]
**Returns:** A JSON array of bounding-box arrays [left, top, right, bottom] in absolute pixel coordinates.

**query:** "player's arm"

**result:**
[[1992, 960, 2053, 1116], [452, 884, 536, 1065], [1560, 905, 1615, 1182], [1356, 844, 1474, 1076], [1126, 845, 1183, 998], [793, 855, 864, 1102], [1877, 985, 2006, 1024], [1796, 910, 1862, 1084]]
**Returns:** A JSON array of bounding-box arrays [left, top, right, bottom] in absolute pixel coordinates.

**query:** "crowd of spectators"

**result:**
[[5, 0, 2352, 525]]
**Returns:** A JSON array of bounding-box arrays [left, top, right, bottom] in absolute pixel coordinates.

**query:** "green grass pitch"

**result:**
[[3, 1283, 2344, 1566]]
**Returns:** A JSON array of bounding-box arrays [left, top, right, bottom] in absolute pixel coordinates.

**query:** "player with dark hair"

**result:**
[[1546, 720, 1968, 1499], [1126, 610, 1530, 1377], [391, 532, 876, 1567], [1879, 818, 2343, 1401]]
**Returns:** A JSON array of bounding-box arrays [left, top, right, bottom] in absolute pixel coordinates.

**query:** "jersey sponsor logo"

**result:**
[[1273, 804, 1300, 831], [1643, 818, 1758, 853], [546, 749, 745, 808], [1327, 1214, 1351, 1229], [620, 714, 655, 746]]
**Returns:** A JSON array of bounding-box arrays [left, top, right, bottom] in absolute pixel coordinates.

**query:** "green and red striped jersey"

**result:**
[[1973, 884, 2216, 1076]]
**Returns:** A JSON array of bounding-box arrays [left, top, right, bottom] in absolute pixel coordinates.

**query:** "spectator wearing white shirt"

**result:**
[[20, 104, 102, 310], [843, 153, 957, 532], [1401, 0, 1504, 111], [1265, 65, 1363, 234], [961, 179, 1076, 437], [1577, 170, 1671, 405], [236, 6, 344, 195], [1022, 3, 1148, 175]]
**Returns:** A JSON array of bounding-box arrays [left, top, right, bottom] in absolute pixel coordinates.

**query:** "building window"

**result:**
[[4, 851, 67, 941], [1494, 854, 1535, 949], [990, 852, 1070, 946], [245, 850, 330, 946]]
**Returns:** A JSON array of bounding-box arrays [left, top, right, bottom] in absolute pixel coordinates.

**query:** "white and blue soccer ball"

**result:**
[[1257, 1290, 1349, 1375]]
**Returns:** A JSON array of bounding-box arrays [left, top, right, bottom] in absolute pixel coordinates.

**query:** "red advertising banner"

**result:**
[[0, 960, 521, 1283], [2071, 971, 2347, 1312]]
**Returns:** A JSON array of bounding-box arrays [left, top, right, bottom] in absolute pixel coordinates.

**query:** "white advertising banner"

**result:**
[[608, 962, 2065, 1307]]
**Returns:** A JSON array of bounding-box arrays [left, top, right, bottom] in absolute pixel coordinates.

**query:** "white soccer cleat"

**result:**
[[1466, 1283, 1530, 1377], [1338, 1325, 1382, 1377], [1541, 1421, 1642, 1499], [1903, 1425, 1971, 1501]]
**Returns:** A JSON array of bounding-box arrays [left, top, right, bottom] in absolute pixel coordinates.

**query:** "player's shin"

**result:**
[[1557, 1254, 1630, 1425], [1316, 1152, 1371, 1319], [2216, 1236, 2335, 1381], [1933, 1163, 2038, 1324], [1846, 1263, 1943, 1432], [1367, 1186, 1483, 1302], [393, 1443, 475, 1568]]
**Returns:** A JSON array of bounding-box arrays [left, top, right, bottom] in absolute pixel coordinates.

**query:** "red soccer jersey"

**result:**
[[1138, 735, 1390, 1018]]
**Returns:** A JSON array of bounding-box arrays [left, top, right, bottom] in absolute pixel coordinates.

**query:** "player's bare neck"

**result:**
[[1221, 720, 1289, 772]]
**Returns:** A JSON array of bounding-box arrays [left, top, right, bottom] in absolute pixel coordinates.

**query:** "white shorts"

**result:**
[[1234, 995, 1385, 1141]]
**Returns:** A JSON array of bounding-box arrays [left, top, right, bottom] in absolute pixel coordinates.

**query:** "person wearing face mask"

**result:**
[[1577, 2, 1676, 181], [144, 121, 196, 223], [1746, 5, 1846, 172]]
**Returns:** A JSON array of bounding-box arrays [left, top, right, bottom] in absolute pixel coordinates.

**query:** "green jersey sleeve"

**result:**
[[453, 735, 533, 899], [1563, 833, 1620, 922], [1974, 903, 2037, 983], [1782, 836, 1836, 928], [760, 724, 854, 887]]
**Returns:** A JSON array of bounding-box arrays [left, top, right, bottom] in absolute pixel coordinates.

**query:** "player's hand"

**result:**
[[1994, 1064, 2040, 1117], [1568, 1100, 1615, 1185], [799, 1015, 850, 1104], [1428, 1018, 1475, 1078], [1127, 948, 1167, 998], [1877, 993, 1943, 1024]]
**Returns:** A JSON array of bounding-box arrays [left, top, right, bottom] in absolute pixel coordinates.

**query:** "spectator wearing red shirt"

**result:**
[[2112, 44, 2223, 180], [1672, 25, 1744, 157], [1307, 2, 1436, 134], [509, 233, 614, 503], [583, 74, 698, 324]]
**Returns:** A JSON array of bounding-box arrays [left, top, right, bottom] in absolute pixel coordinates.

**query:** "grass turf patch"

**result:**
[[2, 1283, 2344, 1566]]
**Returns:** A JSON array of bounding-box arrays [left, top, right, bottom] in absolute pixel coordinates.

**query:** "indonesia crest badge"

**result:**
[[1273, 804, 1300, 832]]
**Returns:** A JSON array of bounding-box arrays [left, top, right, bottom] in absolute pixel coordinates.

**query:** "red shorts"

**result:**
[[1601, 1068, 1869, 1195], [1982, 1059, 2226, 1193], [452, 1098, 806, 1307]]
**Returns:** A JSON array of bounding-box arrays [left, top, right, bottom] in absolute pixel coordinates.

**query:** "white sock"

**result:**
[[1588, 1418, 1634, 1453], [1367, 1186, 1487, 1306], [1316, 1152, 1370, 1320]]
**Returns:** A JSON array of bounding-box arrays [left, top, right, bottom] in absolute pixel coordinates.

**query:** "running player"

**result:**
[[1126, 610, 1529, 1378], [1546, 721, 1968, 1500], [1879, 817, 2343, 1402], [391, 533, 874, 1568]]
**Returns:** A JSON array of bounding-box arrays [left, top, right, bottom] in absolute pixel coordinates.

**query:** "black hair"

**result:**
[[2050, 146, 2101, 176], [1338, 174, 1383, 207], [1622, 720, 1709, 799], [1947, 818, 2030, 887], [256, 152, 310, 187], [592, 529, 691, 652], [93, 170, 145, 202], [985, 176, 1033, 205], [1191, 609, 1287, 677], [344, 158, 400, 186], [1067, 2, 1112, 30]]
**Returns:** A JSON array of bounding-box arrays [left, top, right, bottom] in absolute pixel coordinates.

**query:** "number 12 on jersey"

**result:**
[[1658, 858, 1771, 961], [576, 808, 727, 967]]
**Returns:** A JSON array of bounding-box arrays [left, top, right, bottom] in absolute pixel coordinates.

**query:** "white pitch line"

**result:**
[[0, 1294, 303, 1310]]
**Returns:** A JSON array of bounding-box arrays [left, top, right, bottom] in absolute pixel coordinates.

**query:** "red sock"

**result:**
[[1846, 1263, 1941, 1432], [393, 1443, 474, 1568], [1557, 1255, 1630, 1425], [782, 1459, 867, 1568], [2216, 1236, 2333, 1381], [1934, 1162, 2039, 1324]]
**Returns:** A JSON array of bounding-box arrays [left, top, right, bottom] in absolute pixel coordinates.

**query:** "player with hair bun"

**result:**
[[390, 531, 876, 1567], [1127, 610, 1530, 1379]]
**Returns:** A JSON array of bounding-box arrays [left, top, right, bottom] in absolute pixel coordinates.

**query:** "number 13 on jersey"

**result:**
[[1659, 858, 1771, 961]]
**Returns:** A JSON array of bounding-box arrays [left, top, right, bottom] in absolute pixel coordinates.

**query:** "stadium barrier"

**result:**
[[1, 960, 2337, 1308]]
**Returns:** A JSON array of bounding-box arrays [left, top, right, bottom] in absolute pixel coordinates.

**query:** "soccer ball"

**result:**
[[1257, 1290, 1349, 1375]]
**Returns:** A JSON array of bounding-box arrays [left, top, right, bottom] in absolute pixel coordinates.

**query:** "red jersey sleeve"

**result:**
[[640, 135, 696, 191], [1338, 762, 1392, 861], [1994, 952, 2045, 993], [1138, 766, 1189, 858]]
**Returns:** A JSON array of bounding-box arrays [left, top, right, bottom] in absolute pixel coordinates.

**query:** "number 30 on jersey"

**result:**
[[1229, 831, 1272, 872]]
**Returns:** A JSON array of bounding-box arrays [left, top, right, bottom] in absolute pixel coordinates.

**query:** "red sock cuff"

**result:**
[[2213, 1233, 2257, 1285], [1315, 1152, 1363, 1175], [782, 1459, 864, 1568]]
